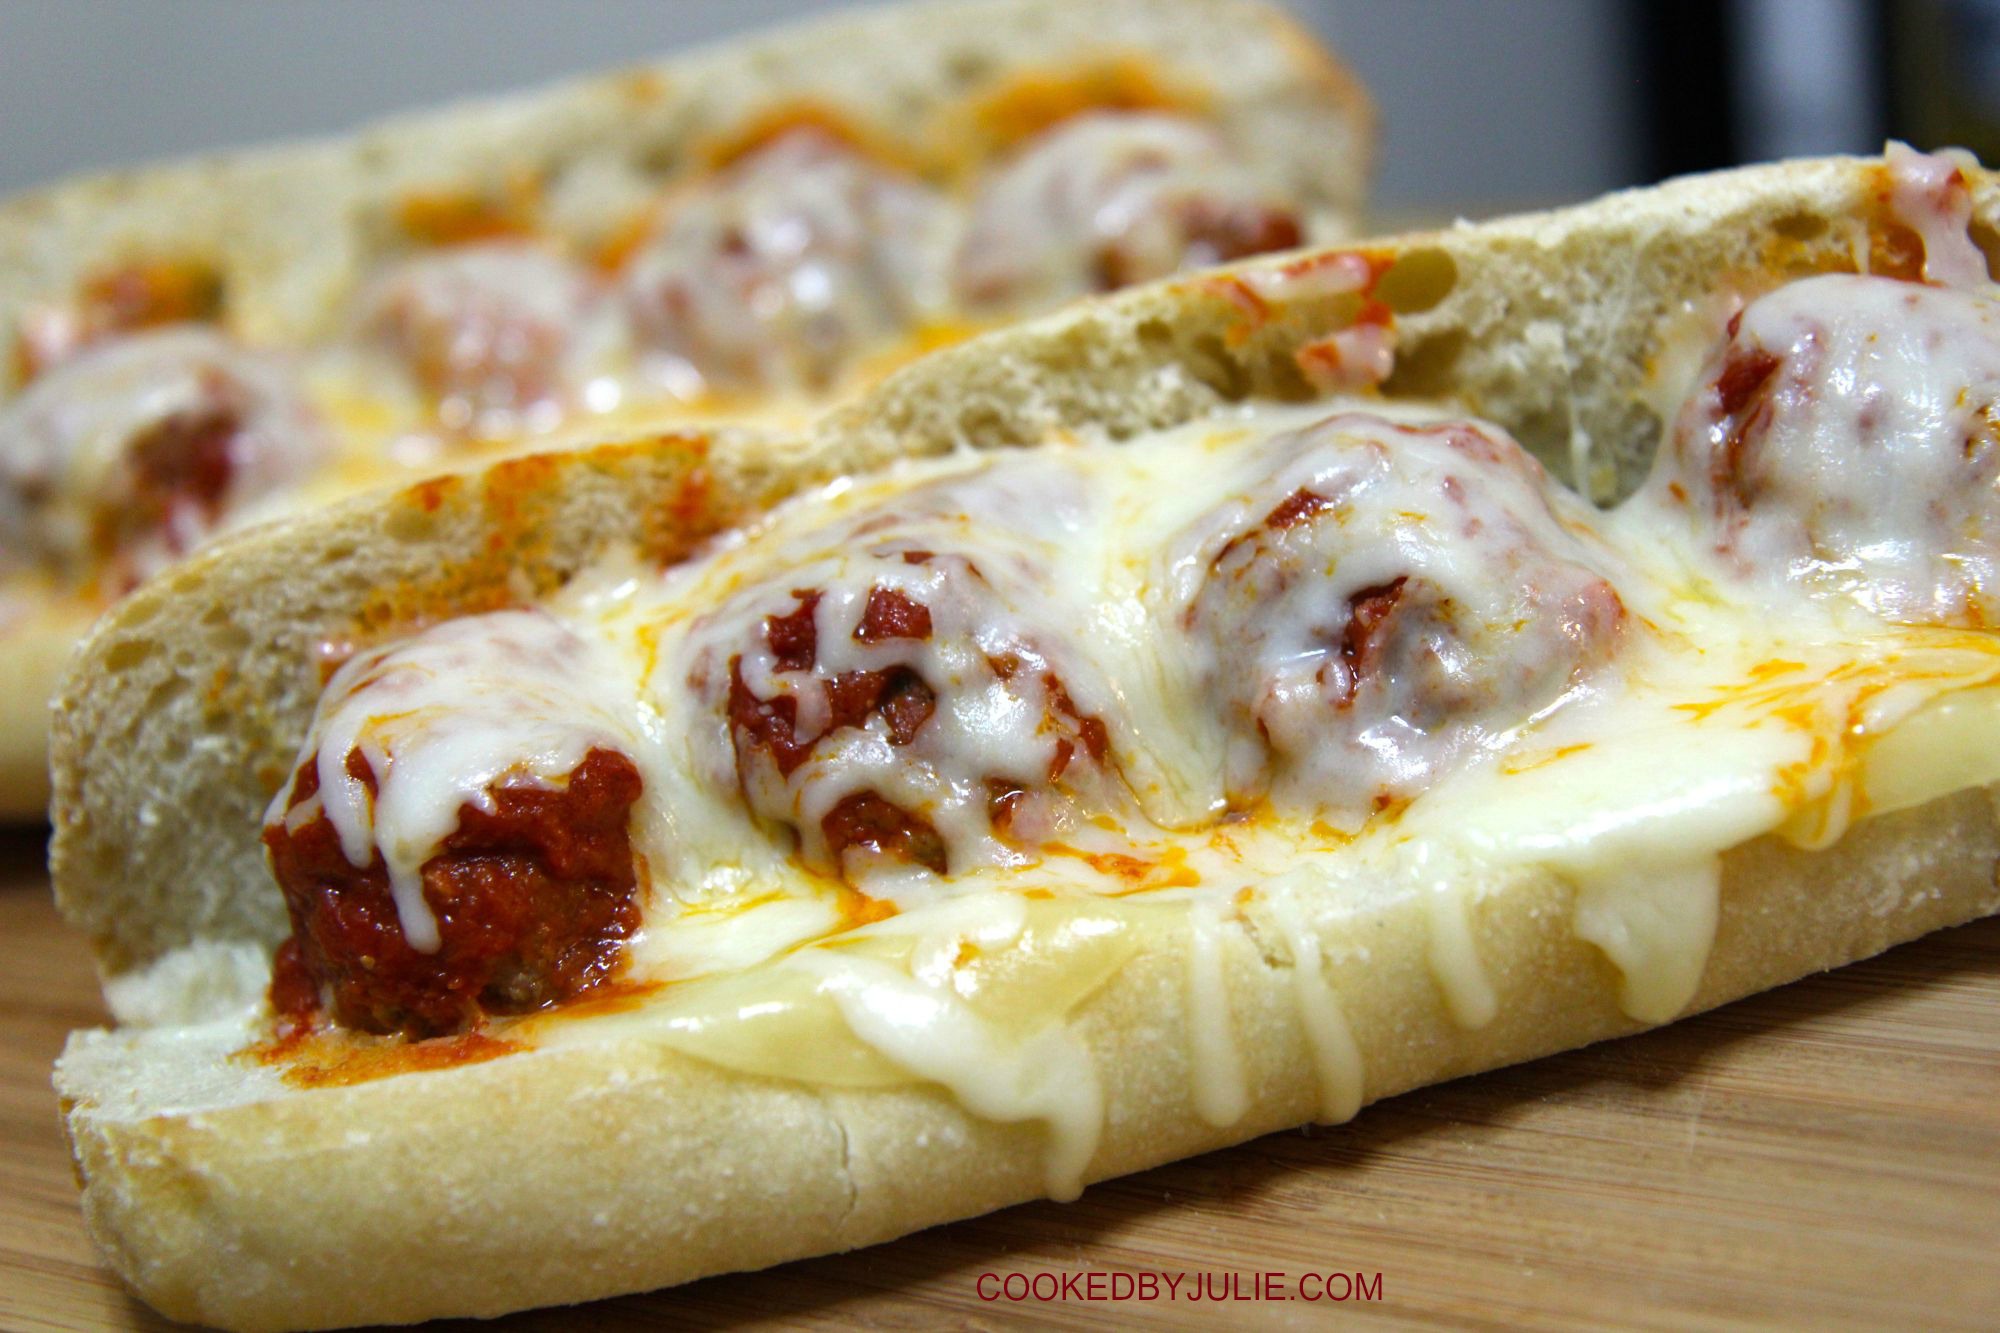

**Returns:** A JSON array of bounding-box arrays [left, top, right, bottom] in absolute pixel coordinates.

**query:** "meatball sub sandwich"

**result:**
[[0, 0, 1368, 815], [51, 146, 2000, 1328]]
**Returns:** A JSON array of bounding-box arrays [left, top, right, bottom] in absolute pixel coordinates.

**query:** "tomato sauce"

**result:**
[[264, 746, 643, 1038]]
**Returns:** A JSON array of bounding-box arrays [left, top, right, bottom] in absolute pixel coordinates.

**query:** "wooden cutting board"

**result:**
[[5, 821, 1998, 1331]]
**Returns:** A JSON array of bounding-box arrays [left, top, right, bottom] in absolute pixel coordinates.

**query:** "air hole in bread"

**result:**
[[1771, 212, 1830, 242], [1380, 329, 1467, 400], [955, 402, 1014, 448], [1870, 222, 1927, 282], [384, 507, 438, 545], [1254, 345, 1315, 401], [947, 50, 995, 88], [637, 140, 682, 177], [100, 638, 159, 674], [1376, 247, 1456, 315], [140, 670, 188, 714], [1181, 330, 1251, 401], [205, 618, 252, 657]]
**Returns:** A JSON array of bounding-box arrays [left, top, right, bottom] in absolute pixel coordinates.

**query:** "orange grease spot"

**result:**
[[1500, 741, 1595, 775], [700, 104, 912, 173], [840, 886, 900, 929], [965, 59, 1198, 153], [593, 208, 661, 273], [81, 258, 224, 328], [533, 978, 664, 1023], [1047, 842, 1200, 892], [256, 1028, 522, 1089], [13, 256, 225, 383], [395, 176, 542, 247], [408, 476, 455, 513]]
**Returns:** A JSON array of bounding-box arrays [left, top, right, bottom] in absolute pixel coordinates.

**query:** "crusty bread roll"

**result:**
[[51, 153, 2000, 1330], [0, 0, 1373, 819]]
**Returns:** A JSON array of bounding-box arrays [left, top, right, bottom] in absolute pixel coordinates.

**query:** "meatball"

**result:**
[[356, 241, 609, 434], [262, 610, 650, 1037], [1645, 273, 2000, 626], [955, 111, 1303, 311], [0, 326, 325, 589], [1183, 412, 1626, 816], [265, 746, 643, 1037], [687, 480, 1118, 893], [622, 128, 954, 395]]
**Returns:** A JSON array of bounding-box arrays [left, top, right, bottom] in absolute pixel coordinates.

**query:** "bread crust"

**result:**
[[59, 789, 2000, 1329], [48, 153, 2000, 1328], [0, 0, 1372, 820]]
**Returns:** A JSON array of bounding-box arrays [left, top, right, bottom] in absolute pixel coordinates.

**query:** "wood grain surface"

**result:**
[[3, 820, 1997, 1332]]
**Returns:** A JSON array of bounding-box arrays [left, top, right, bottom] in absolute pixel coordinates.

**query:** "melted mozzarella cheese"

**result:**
[[788, 946, 1104, 1200], [686, 417, 1991, 1063], [955, 111, 1300, 312], [354, 241, 625, 436], [1184, 898, 1250, 1127], [309, 397, 2000, 1010], [1641, 274, 2000, 625], [1261, 886, 1365, 1123], [1177, 412, 1626, 817], [622, 130, 958, 397], [1887, 140, 1990, 289]]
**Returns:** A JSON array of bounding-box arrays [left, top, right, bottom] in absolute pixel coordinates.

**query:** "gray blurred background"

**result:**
[[0, 0, 1986, 219]]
